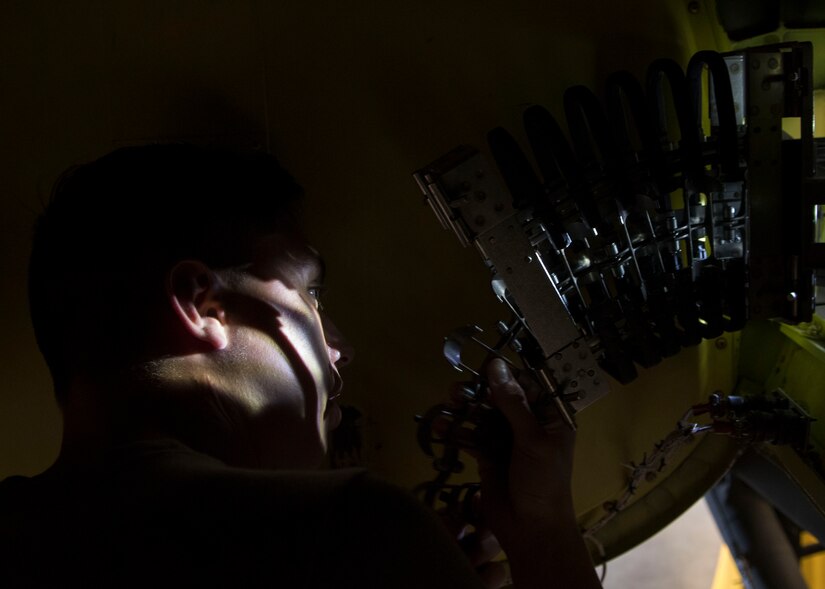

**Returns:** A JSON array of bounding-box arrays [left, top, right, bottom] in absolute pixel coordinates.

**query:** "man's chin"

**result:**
[[324, 400, 342, 431]]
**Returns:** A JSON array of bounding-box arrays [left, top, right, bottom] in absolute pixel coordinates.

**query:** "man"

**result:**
[[2, 144, 601, 587]]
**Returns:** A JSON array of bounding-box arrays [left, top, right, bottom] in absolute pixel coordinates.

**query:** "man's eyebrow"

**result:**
[[316, 256, 327, 283], [307, 247, 326, 283]]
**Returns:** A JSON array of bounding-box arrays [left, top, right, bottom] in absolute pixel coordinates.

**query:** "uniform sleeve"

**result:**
[[328, 472, 487, 589]]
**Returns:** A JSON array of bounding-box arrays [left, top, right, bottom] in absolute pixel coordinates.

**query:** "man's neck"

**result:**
[[55, 376, 256, 471]]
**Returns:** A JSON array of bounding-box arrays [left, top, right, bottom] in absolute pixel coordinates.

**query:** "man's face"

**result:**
[[218, 231, 352, 469]]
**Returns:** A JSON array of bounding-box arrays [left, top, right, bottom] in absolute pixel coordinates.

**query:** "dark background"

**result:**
[[0, 0, 736, 545]]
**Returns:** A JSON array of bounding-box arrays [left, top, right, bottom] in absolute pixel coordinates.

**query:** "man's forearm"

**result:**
[[505, 512, 602, 589]]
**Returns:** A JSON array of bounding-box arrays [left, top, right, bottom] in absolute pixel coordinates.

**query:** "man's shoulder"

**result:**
[[0, 441, 484, 589]]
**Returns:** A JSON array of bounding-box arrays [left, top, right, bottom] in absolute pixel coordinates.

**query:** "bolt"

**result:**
[[715, 337, 727, 350], [687, 1, 700, 14]]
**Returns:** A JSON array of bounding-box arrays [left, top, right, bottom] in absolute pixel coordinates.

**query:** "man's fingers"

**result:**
[[460, 527, 502, 567], [486, 359, 539, 438]]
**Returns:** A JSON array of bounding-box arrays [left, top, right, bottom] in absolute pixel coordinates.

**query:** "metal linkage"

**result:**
[[693, 389, 815, 453], [411, 43, 821, 515], [414, 50, 755, 393]]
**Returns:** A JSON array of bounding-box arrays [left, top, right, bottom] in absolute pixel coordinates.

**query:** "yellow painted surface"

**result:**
[[0, 0, 822, 567], [711, 533, 825, 588], [710, 545, 741, 589]]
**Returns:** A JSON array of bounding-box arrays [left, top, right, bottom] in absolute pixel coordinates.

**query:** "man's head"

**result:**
[[29, 144, 352, 468]]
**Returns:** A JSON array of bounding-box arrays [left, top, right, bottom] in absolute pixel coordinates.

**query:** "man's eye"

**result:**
[[307, 287, 325, 311]]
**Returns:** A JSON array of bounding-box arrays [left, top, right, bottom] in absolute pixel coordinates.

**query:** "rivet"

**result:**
[[715, 337, 727, 350], [768, 57, 779, 70]]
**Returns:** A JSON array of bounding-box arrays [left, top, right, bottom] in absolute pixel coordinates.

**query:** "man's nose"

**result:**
[[322, 314, 354, 367]]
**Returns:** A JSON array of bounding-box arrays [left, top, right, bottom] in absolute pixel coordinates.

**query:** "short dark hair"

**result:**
[[29, 144, 303, 402]]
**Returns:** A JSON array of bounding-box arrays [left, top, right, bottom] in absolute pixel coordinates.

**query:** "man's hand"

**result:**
[[475, 359, 602, 589]]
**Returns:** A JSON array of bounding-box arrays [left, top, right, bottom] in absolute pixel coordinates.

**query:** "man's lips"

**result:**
[[325, 367, 344, 430], [325, 399, 343, 430], [329, 368, 344, 400]]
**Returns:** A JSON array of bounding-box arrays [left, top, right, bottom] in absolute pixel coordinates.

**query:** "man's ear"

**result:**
[[166, 260, 228, 351]]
